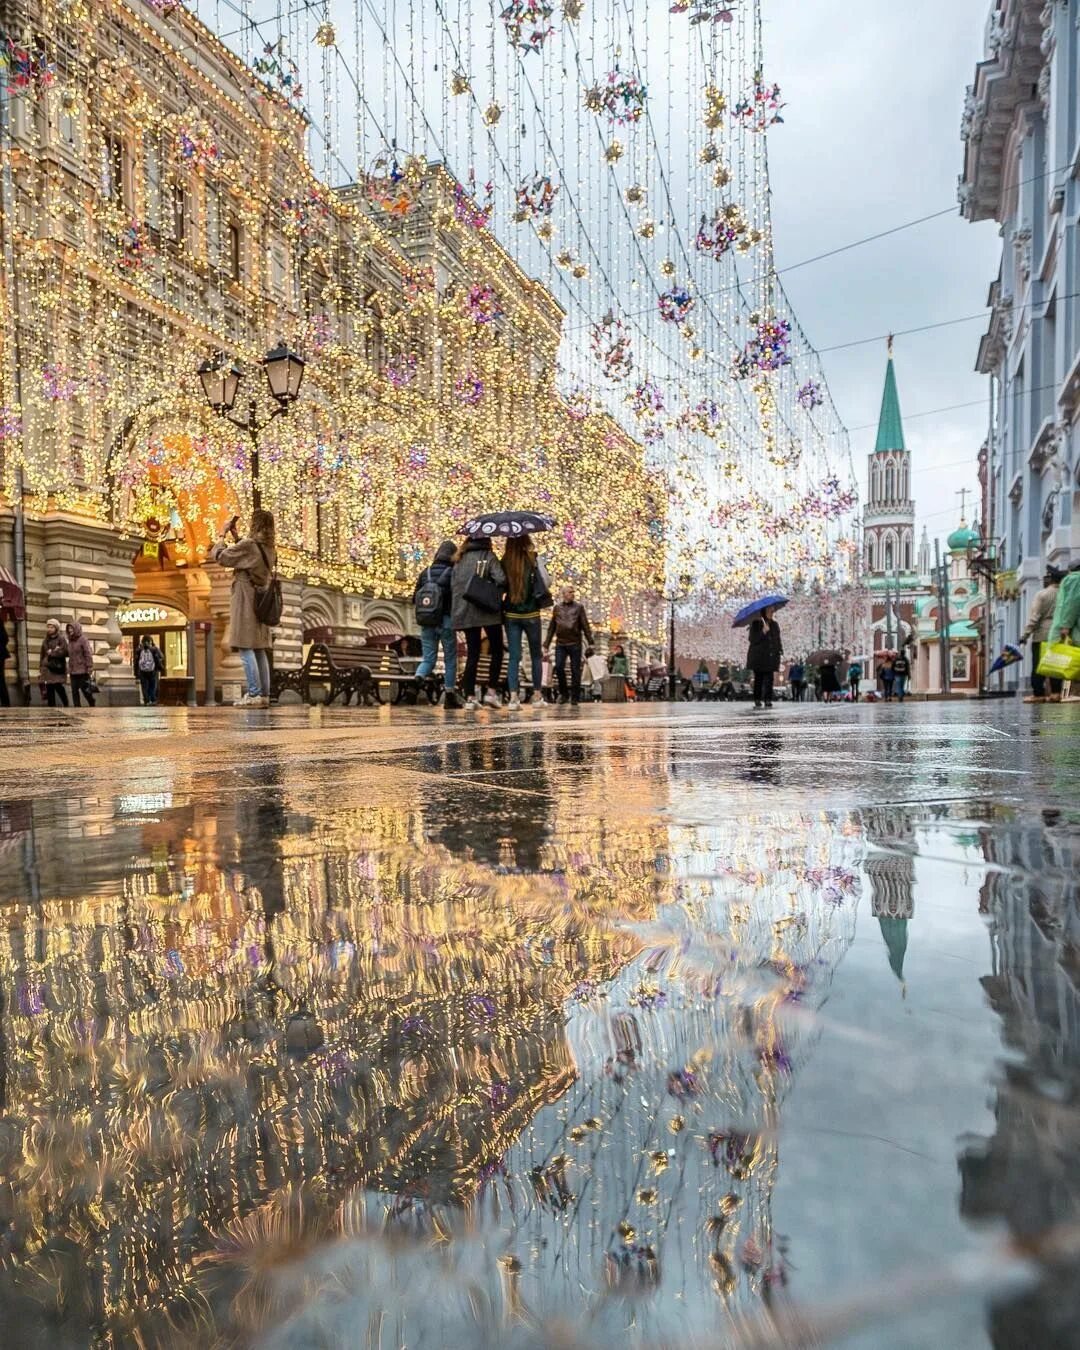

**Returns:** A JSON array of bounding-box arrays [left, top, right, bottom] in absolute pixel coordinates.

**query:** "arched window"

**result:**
[[871, 461, 881, 501], [884, 459, 896, 501], [884, 535, 895, 573], [902, 531, 912, 572], [901, 461, 909, 501], [866, 535, 877, 571]]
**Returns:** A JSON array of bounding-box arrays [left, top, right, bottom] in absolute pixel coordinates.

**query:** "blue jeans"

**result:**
[[507, 617, 542, 693], [894, 675, 907, 701], [417, 619, 457, 690], [240, 648, 271, 697], [138, 671, 159, 705]]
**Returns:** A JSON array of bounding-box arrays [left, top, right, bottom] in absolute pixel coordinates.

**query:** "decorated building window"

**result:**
[[170, 181, 187, 243], [228, 221, 242, 282], [145, 141, 162, 231], [205, 182, 220, 266], [102, 133, 128, 206]]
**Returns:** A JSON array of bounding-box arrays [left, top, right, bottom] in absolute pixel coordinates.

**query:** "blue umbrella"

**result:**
[[988, 643, 1022, 675], [731, 594, 788, 628]]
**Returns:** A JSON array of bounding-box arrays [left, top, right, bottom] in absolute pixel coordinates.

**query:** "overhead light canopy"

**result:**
[[197, 353, 242, 412], [262, 340, 305, 404]]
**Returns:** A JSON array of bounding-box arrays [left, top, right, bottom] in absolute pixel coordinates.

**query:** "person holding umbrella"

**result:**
[[733, 594, 785, 710]]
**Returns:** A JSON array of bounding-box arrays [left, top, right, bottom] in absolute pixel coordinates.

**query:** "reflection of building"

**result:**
[[960, 0, 1080, 663], [958, 818, 1080, 1345], [862, 806, 916, 985], [912, 517, 986, 695], [862, 343, 933, 679], [0, 1, 663, 703]]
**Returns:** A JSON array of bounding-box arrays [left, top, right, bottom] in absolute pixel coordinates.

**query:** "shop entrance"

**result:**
[[117, 600, 195, 705]]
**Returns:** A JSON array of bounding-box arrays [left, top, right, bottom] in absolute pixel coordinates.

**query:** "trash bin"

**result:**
[[601, 674, 627, 703]]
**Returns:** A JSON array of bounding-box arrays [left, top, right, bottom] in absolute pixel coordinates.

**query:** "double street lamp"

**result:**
[[664, 573, 692, 701], [198, 341, 306, 510]]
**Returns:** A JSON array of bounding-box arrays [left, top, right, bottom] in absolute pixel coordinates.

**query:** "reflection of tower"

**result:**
[[866, 854, 915, 983], [863, 339, 915, 578]]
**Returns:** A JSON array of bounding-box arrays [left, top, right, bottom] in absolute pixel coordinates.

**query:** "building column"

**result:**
[[206, 564, 245, 704]]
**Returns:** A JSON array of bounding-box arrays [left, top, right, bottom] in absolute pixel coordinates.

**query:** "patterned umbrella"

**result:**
[[461, 511, 556, 538]]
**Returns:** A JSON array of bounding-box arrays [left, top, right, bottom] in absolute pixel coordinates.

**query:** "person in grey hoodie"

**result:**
[[451, 536, 506, 709], [66, 621, 96, 707]]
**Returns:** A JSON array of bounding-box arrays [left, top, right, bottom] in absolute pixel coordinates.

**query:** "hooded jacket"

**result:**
[[1050, 568, 1080, 646], [747, 617, 782, 674], [413, 541, 456, 620], [39, 629, 69, 684], [66, 623, 94, 676]]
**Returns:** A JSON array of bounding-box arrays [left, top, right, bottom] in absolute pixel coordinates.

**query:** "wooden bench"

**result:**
[[271, 642, 374, 706], [349, 648, 432, 706], [637, 674, 669, 701]]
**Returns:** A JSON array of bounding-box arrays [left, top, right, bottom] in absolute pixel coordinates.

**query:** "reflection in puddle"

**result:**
[[0, 721, 1077, 1346]]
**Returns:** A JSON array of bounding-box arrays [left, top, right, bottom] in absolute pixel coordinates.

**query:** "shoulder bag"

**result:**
[[463, 556, 502, 613], [254, 543, 284, 627]]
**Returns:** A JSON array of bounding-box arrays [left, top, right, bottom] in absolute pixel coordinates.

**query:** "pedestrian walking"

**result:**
[[818, 659, 840, 703], [1020, 566, 1063, 703], [502, 534, 547, 709], [544, 585, 593, 705], [0, 619, 10, 707], [746, 606, 782, 709], [39, 619, 70, 707], [891, 651, 911, 702], [787, 659, 806, 702], [846, 660, 863, 702], [209, 508, 278, 708], [1051, 557, 1080, 644], [585, 646, 609, 700], [66, 621, 96, 707], [413, 539, 459, 706], [135, 633, 164, 705], [451, 535, 506, 709], [878, 657, 896, 702]]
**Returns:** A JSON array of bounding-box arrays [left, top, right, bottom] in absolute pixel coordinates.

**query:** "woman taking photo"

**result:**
[[451, 534, 506, 709], [210, 508, 278, 707], [503, 535, 545, 710]]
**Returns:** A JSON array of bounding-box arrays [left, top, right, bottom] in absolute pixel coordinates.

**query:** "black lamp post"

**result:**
[[198, 341, 305, 511], [664, 574, 692, 701]]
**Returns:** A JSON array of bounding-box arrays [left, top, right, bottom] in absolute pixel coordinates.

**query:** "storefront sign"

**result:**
[[117, 603, 185, 628], [142, 540, 160, 559]]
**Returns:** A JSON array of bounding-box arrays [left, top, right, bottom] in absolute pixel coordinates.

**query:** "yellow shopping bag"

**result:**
[[1036, 642, 1080, 681]]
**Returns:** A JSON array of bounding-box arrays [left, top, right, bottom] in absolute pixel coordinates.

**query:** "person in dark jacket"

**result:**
[[544, 586, 593, 705], [413, 539, 459, 704], [135, 633, 165, 705], [66, 621, 96, 707], [787, 660, 805, 702], [0, 619, 10, 707], [40, 619, 70, 707], [891, 651, 911, 702], [451, 536, 506, 709], [503, 535, 546, 709], [746, 606, 782, 709]]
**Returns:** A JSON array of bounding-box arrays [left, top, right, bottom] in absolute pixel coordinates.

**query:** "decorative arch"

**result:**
[[882, 529, 897, 574], [871, 460, 882, 502], [884, 457, 896, 502]]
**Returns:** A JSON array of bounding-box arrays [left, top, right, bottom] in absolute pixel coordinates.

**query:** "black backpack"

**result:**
[[414, 567, 444, 627], [254, 543, 283, 627]]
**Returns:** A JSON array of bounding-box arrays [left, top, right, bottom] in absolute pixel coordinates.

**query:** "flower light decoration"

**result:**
[[385, 354, 418, 390], [565, 388, 592, 421], [176, 123, 220, 167], [591, 312, 634, 381], [796, 380, 823, 411], [585, 69, 647, 125], [113, 219, 152, 273], [733, 68, 785, 131], [281, 188, 331, 238], [657, 285, 694, 324], [252, 39, 304, 103], [501, 0, 556, 53], [670, 0, 735, 22], [466, 283, 503, 325], [364, 152, 418, 216], [454, 372, 484, 406], [513, 173, 559, 221], [629, 379, 665, 418], [695, 206, 756, 259], [1, 36, 56, 94], [733, 314, 792, 379], [453, 172, 495, 230]]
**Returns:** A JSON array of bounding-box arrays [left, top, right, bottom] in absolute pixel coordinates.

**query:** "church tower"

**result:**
[[863, 339, 915, 576]]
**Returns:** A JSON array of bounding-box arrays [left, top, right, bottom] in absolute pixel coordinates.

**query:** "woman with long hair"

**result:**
[[210, 507, 278, 707], [450, 534, 506, 709], [503, 535, 545, 710]]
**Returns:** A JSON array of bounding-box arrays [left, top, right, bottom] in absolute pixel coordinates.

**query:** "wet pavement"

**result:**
[[0, 699, 1078, 1349]]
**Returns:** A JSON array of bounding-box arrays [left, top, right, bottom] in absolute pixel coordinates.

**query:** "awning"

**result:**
[[0, 564, 25, 620], [364, 618, 404, 645]]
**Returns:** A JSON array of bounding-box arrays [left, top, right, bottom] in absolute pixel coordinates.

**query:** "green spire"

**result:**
[[874, 339, 906, 454]]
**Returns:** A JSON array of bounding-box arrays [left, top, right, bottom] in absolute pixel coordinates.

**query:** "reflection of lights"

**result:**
[[116, 791, 173, 814]]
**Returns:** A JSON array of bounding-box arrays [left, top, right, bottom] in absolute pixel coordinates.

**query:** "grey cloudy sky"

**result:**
[[764, 0, 1001, 545]]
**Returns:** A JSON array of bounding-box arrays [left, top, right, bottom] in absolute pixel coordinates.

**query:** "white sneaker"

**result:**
[[233, 692, 258, 707], [483, 690, 501, 708], [465, 696, 478, 710], [508, 693, 521, 709], [256, 696, 271, 708]]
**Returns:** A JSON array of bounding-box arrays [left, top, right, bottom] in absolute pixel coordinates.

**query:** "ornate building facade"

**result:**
[[960, 0, 1080, 675], [0, 0, 664, 703]]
